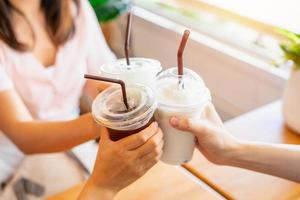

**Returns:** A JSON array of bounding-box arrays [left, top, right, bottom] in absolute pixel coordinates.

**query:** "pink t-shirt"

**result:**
[[0, 0, 115, 182]]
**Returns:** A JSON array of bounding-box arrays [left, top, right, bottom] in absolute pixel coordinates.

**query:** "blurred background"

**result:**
[[93, 0, 300, 121]]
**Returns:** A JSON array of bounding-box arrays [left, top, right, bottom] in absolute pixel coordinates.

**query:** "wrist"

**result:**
[[89, 172, 119, 194], [83, 175, 117, 200], [219, 139, 246, 166]]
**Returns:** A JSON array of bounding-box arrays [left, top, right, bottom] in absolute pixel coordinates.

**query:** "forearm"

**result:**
[[6, 113, 98, 154], [81, 81, 112, 113], [84, 80, 112, 104], [224, 141, 300, 182]]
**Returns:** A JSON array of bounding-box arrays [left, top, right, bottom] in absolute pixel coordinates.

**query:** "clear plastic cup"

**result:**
[[100, 57, 162, 87], [92, 84, 157, 141], [155, 67, 211, 165]]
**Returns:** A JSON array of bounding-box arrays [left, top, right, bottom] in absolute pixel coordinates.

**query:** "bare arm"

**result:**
[[169, 103, 300, 183], [0, 89, 99, 154], [81, 80, 112, 111], [225, 142, 300, 182]]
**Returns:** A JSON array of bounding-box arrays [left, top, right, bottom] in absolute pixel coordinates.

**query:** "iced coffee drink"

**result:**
[[92, 84, 157, 141], [155, 67, 211, 165], [100, 58, 162, 87]]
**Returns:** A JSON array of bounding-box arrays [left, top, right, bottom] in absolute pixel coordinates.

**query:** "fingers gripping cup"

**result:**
[[92, 84, 157, 141], [100, 58, 162, 87], [155, 67, 211, 165]]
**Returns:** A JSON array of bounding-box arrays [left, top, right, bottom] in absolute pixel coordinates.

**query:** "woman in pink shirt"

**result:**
[[0, 0, 163, 199]]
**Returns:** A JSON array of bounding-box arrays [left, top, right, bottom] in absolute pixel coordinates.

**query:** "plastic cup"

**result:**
[[155, 67, 211, 165], [100, 57, 162, 87], [92, 84, 157, 141]]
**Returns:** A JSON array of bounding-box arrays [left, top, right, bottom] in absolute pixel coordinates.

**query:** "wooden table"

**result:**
[[46, 162, 219, 200], [187, 101, 300, 200]]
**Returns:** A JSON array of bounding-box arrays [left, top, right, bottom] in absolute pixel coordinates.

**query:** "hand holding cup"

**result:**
[[78, 122, 163, 199], [169, 103, 239, 165]]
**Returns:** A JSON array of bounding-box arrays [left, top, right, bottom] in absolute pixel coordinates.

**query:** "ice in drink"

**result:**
[[100, 58, 161, 87], [92, 84, 157, 141], [155, 67, 211, 165]]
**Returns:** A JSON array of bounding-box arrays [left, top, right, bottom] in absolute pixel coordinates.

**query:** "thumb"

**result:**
[[169, 117, 209, 136]]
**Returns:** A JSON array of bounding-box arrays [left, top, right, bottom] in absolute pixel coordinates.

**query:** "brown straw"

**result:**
[[125, 12, 132, 66], [84, 74, 129, 110], [177, 30, 190, 76]]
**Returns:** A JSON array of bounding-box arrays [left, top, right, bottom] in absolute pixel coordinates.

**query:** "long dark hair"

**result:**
[[0, 0, 79, 51]]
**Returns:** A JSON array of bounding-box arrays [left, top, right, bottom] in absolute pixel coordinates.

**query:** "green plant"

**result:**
[[278, 29, 300, 70], [89, 0, 130, 22]]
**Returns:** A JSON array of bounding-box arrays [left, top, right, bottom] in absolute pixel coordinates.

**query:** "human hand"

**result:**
[[80, 122, 163, 199], [169, 103, 239, 165]]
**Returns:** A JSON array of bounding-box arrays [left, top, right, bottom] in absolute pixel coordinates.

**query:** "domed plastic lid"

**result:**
[[100, 57, 161, 75], [92, 85, 157, 130], [155, 67, 211, 109]]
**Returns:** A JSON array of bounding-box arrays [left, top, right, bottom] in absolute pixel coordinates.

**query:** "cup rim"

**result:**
[[100, 57, 162, 75], [92, 84, 157, 130], [155, 67, 211, 109], [157, 88, 211, 110]]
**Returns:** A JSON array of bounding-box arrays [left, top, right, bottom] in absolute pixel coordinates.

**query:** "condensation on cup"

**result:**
[[155, 67, 211, 165], [100, 57, 162, 88]]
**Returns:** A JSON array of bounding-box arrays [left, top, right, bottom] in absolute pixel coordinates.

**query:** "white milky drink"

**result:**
[[100, 58, 162, 87], [155, 67, 211, 165]]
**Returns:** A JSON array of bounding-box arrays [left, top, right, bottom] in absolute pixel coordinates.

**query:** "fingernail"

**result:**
[[153, 122, 158, 127], [170, 117, 179, 126]]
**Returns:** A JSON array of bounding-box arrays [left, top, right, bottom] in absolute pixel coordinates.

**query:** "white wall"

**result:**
[[109, 8, 286, 120]]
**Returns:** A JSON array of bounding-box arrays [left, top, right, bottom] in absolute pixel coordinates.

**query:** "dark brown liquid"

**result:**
[[108, 117, 155, 141]]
